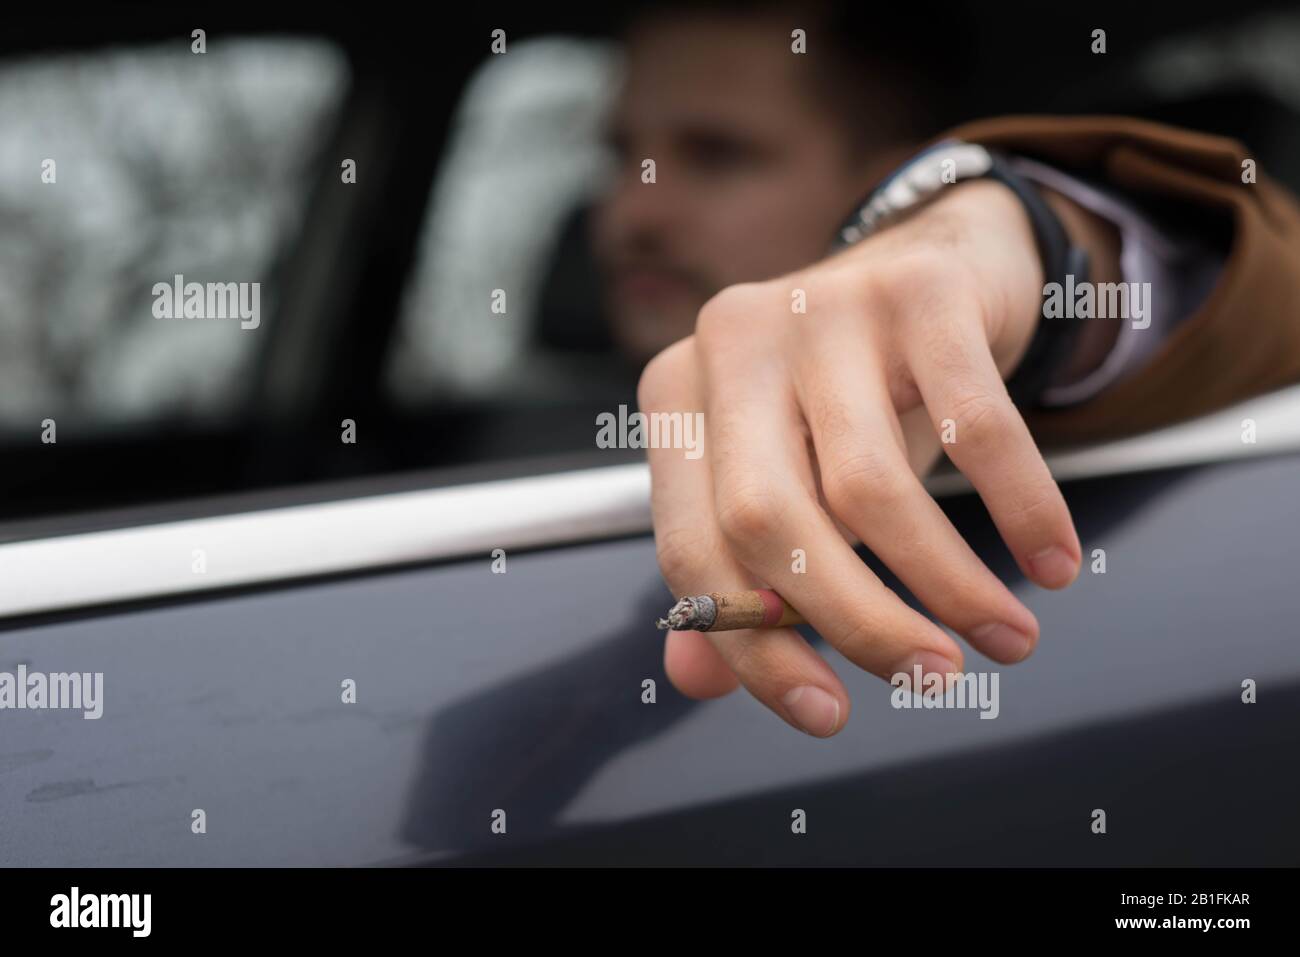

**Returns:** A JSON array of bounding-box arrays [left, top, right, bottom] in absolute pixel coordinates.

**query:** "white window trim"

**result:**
[[2, 383, 1298, 619]]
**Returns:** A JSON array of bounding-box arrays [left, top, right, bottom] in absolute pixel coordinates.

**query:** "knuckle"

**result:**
[[824, 608, 885, 660], [822, 449, 907, 515], [716, 483, 781, 546], [867, 247, 955, 310], [637, 337, 692, 412], [789, 269, 847, 314], [1003, 484, 1061, 531], [864, 249, 984, 346], [892, 246, 956, 286], [947, 385, 1008, 445], [948, 575, 994, 612], [939, 576, 1002, 625], [695, 282, 767, 342], [654, 524, 716, 591]]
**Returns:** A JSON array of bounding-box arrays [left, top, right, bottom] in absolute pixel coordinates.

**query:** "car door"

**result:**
[[3, 385, 1298, 865]]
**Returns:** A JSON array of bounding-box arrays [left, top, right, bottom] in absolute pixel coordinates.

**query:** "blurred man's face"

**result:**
[[592, 14, 885, 362]]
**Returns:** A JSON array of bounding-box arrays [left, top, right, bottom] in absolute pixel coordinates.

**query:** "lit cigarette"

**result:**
[[656, 589, 805, 633]]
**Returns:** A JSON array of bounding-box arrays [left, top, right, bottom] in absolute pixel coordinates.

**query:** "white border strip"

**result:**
[[927, 384, 1300, 495], [0, 465, 652, 619], [2, 385, 1298, 619]]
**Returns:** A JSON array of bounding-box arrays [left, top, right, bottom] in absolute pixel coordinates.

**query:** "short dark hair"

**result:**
[[620, 0, 976, 156]]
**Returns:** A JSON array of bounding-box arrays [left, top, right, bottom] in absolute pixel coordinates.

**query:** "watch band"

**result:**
[[985, 155, 1091, 408], [831, 141, 1090, 408]]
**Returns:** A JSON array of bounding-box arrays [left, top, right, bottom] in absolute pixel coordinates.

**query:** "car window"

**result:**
[[0, 36, 348, 431], [0, 30, 643, 529], [387, 36, 622, 406], [8, 14, 1298, 531]]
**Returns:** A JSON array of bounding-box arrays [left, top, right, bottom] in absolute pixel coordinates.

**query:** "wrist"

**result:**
[[829, 139, 1097, 406], [915, 179, 1045, 373]]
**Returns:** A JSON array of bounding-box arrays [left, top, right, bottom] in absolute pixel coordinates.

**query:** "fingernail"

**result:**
[[971, 622, 1034, 662], [1028, 546, 1078, 587], [891, 651, 959, 692], [782, 686, 841, 737]]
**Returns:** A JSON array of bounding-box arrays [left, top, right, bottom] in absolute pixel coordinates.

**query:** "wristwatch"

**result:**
[[831, 139, 1091, 408]]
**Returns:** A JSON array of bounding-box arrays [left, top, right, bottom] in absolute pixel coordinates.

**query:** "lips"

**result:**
[[612, 266, 699, 305]]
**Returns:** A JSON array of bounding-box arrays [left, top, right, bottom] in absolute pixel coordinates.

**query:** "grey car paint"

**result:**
[[0, 453, 1296, 866]]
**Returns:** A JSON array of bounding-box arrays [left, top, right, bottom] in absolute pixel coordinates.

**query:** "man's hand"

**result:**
[[639, 178, 1098, 736]]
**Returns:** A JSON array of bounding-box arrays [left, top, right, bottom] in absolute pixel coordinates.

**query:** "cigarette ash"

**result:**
[[655, 595, 717, 632]]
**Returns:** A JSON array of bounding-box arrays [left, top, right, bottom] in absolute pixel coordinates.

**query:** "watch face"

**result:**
[[834, 141, 994, 250]]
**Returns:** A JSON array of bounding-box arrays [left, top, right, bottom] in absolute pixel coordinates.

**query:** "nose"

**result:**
[[600, 163, 685, 245]]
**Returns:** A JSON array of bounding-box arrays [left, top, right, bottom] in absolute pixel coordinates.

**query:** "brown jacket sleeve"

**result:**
[[942, 115, 1300, 447]]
